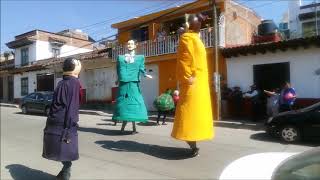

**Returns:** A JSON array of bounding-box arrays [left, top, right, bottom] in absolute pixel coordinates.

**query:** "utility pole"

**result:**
[[210, 0, 221, 121], [316, 0, 319, 35]]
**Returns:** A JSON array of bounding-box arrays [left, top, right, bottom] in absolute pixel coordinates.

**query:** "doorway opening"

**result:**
[[253, 62, 290, 91], [37, 74, 54, 91]]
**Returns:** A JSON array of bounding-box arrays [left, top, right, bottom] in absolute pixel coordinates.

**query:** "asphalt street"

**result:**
[[1, 106, 316, 179]]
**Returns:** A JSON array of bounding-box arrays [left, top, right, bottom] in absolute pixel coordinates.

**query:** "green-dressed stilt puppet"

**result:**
[[112, 40, 152, 133]]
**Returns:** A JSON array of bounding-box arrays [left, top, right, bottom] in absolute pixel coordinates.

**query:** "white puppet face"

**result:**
[[73, 59, 82, 77], [127, 40, 136, 51]]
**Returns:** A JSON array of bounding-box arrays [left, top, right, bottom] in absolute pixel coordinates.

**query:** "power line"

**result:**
[[83, 0, 185, 39], [75, 0, 187, 31], [56, 0, 199, 57]]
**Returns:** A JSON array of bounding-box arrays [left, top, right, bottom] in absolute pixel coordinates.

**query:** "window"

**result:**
[[21, 48, 29, 66], [302, 21, 320, 37], [46, 94, 53, 101], [36, 93, 44, 100], [273, 147, 320, 180], [131, 26, 149, 42], [52, 48, 60, 57], [21, 77, 28, 96], [26, 93, 36, 99]]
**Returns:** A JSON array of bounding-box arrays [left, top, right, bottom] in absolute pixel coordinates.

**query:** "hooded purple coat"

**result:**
[[42, 76, 81, 162]]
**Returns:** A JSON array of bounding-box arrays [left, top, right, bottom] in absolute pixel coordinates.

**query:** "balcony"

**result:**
[[112, 27, 214, 60]]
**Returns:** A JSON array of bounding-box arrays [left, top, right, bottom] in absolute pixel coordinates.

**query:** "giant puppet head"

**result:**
[[63, 57, 82, 78], [187, 13, 207, 33], [127, 40, 137, 51]]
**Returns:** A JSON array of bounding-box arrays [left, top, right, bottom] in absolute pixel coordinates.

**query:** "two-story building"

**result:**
[[289, 0, 320, 38], [0, 51, 15, 103], [6, 29, 94, 101], [110, 0, 261, 116]]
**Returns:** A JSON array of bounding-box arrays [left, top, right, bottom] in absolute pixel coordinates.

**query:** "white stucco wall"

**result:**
[[80, 67, 117, 102], [35, 40, 92, 60], [13, 69, 54, 99], [14, 43, 36, 66], [226, 47, 320, 98]]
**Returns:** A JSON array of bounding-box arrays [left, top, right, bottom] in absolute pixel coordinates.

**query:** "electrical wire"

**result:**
[[56, 0, 198, 57]]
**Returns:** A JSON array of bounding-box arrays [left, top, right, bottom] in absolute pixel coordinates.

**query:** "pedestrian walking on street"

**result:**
[[112, 40, 153, 134], [171, 13, 214, 157], [172, 90, 180, 107], [42, 58, 83, 180], [243, 84, 262, 121], [264, 88, 280, 117], [153, 89, 175, 125]]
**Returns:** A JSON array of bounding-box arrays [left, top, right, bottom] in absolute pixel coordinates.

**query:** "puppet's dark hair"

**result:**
[[63, 58, 78, 72]]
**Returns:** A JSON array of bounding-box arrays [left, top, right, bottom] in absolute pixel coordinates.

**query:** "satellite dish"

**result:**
[[315, 68, 320, 75]]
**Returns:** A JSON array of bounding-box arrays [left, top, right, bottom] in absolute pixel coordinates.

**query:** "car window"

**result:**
[[272, 147, 320, 180], [26, 93, 36, 99], [46, 94, 53, 101], [36, 94, 44, 100]]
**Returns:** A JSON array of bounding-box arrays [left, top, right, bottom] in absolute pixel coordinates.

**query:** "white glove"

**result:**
[[146, 75, 153, 79]]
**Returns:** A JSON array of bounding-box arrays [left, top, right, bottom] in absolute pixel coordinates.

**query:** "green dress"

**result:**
[[112, 55, 148, 122]]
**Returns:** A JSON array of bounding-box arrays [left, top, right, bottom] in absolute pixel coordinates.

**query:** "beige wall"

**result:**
[[224, 0, 261, 46]]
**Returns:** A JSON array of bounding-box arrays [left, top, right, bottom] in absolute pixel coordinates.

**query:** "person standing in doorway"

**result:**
[[279, 82, 296, 112], [264, 88, 280, 117], [112, 40, 153, 134], [243, 85, 261, 121], [42, 58, 82, 180], [171, 13, 214, 157]]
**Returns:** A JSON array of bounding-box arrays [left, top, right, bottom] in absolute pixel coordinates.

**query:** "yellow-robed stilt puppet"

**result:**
[[171, 13, 214, 157]]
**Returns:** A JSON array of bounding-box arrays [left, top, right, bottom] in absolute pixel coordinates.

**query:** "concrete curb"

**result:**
[[0, 103, 19, 108]]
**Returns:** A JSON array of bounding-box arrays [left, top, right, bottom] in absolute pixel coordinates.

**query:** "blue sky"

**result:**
[[1, 0, 292, 52]]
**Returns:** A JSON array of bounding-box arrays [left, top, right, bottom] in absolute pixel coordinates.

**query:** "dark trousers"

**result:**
[[121, 121, 136, 132], [157, 111, 167, 124], [252, 103, 261, 121], [62, 161, 72, 170]]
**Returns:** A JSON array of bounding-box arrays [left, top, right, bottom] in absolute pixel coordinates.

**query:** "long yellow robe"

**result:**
[[171, 31, 214, 141]]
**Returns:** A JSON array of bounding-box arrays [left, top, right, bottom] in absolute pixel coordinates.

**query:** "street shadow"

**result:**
[[250, 132, 320, 147], [100, 119, 166, 127], [14, 112, 47, 117], [97, 123, 116, 126], [78, 127, 133, 136], [215, 120, 265, 131], [95, 140, 193, 160], [5, 164, 55, 180], [137, 121, 159, 126]]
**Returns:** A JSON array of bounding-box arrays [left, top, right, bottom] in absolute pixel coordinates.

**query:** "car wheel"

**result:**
[[280, 125, 300, 143], [45, 107, 50, 116], [21, 105, 28, 114]]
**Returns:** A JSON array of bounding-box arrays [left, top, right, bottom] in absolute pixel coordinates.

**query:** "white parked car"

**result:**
[[220, 147, 320, 180]]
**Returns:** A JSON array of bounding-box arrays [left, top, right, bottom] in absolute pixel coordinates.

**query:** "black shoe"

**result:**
[[132, 131, 138, 134], [190, 148, 199, 157], [56, 169, 71, 180]]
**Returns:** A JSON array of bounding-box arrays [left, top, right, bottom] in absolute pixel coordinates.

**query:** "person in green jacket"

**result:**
[[112, 40, 152, 134], [153, 89, 175, 125]]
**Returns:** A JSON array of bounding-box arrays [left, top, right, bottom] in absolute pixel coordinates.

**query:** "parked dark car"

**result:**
[[20, 91, 53, 116], [266, 102, 320, 143]]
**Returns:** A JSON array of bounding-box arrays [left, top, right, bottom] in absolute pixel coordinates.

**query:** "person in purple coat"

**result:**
[[42, 57, 82, 180]]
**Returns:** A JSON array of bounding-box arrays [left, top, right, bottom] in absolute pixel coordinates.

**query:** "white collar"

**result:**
[[124, 51, 135, 63]]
